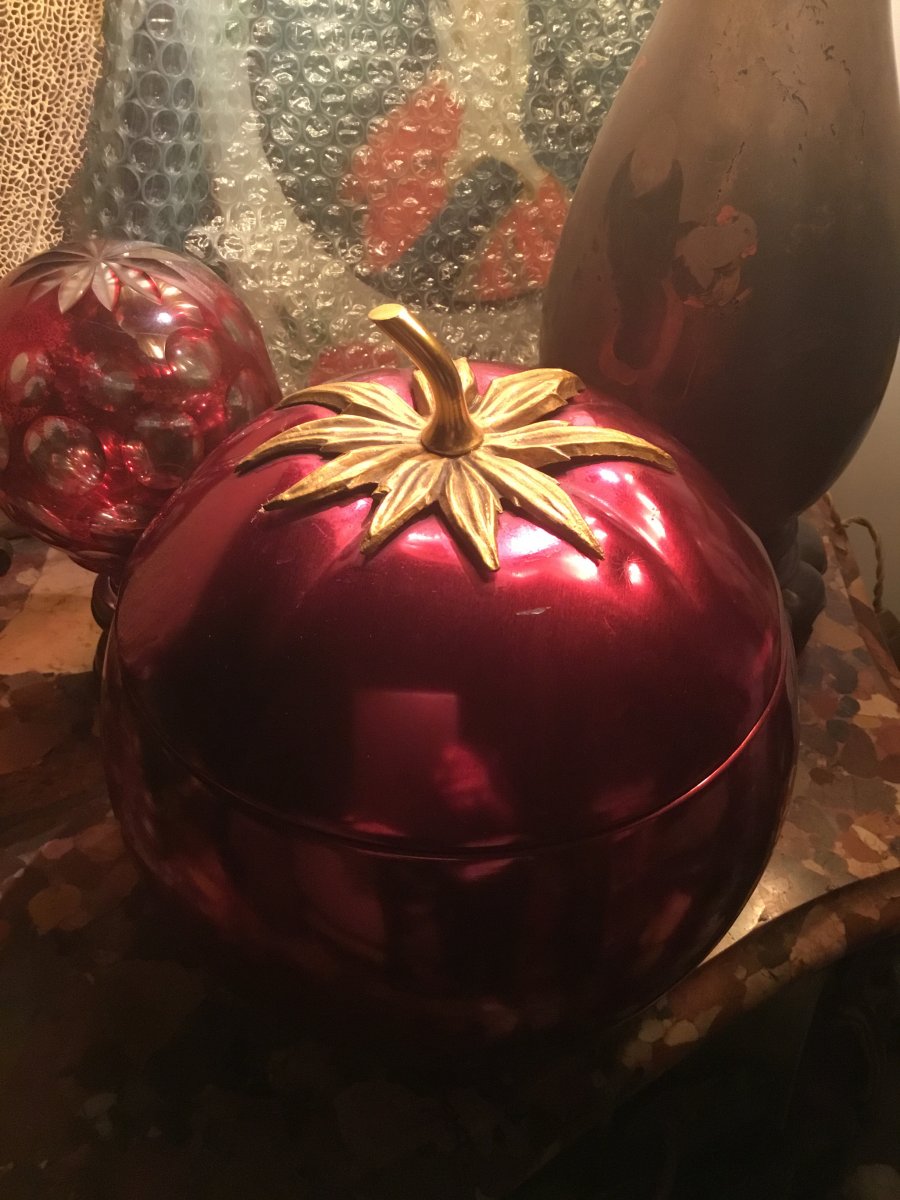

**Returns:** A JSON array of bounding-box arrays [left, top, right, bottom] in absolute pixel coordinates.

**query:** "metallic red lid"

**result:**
[[110, 359, 787, 855]]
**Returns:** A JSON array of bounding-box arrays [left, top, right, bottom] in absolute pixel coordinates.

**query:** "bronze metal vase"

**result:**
[[541, 0, 900, 638]]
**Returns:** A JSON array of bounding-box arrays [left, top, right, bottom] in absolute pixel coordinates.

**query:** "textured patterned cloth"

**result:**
[[0, 0, 103, 276]]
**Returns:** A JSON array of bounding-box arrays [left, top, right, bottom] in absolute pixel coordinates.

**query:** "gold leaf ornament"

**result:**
[[238, 305, 676, 572]]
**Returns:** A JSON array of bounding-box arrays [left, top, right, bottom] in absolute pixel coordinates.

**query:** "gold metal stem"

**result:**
[[368, 304, 483, 456]]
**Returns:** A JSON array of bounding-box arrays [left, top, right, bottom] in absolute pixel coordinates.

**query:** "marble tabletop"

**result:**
[[1, 504, 899, 1199]]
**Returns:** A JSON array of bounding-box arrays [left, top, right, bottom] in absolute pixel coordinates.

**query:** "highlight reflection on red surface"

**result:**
[[350, 690, 513, 845], [103, 364, 797, 1039]]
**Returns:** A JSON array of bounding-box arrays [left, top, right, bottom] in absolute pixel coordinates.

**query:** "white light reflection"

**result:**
[[565, 552, 601, 582], [636, 491, 667, 546], [401, 522, 452, 564], [504, 523, 560, 557], [405, 527, 442, 546], [626, 560, 644, 586]]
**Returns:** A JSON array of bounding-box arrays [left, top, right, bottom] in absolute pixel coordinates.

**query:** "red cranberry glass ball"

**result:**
[[0, 239, 280, 573], [103, 306, 797, 1040]]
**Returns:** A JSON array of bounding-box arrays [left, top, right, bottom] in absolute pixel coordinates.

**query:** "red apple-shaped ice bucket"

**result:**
[[102, 306, 797, 1038]]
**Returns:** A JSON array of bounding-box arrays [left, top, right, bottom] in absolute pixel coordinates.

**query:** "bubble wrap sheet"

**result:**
[[74, 0, 660, 388]]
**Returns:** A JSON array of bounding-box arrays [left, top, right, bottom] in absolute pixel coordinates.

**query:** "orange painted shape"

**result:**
[[344, 80, 463, 272], [476, 174, 569, 301]]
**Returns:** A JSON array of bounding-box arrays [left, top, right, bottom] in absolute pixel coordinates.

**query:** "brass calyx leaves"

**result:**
[[238, 357, 676, 573]]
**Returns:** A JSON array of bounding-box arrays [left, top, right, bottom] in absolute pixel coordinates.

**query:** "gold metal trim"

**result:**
[[238, 306, 676, 572], [369, 304, 483, 457]]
